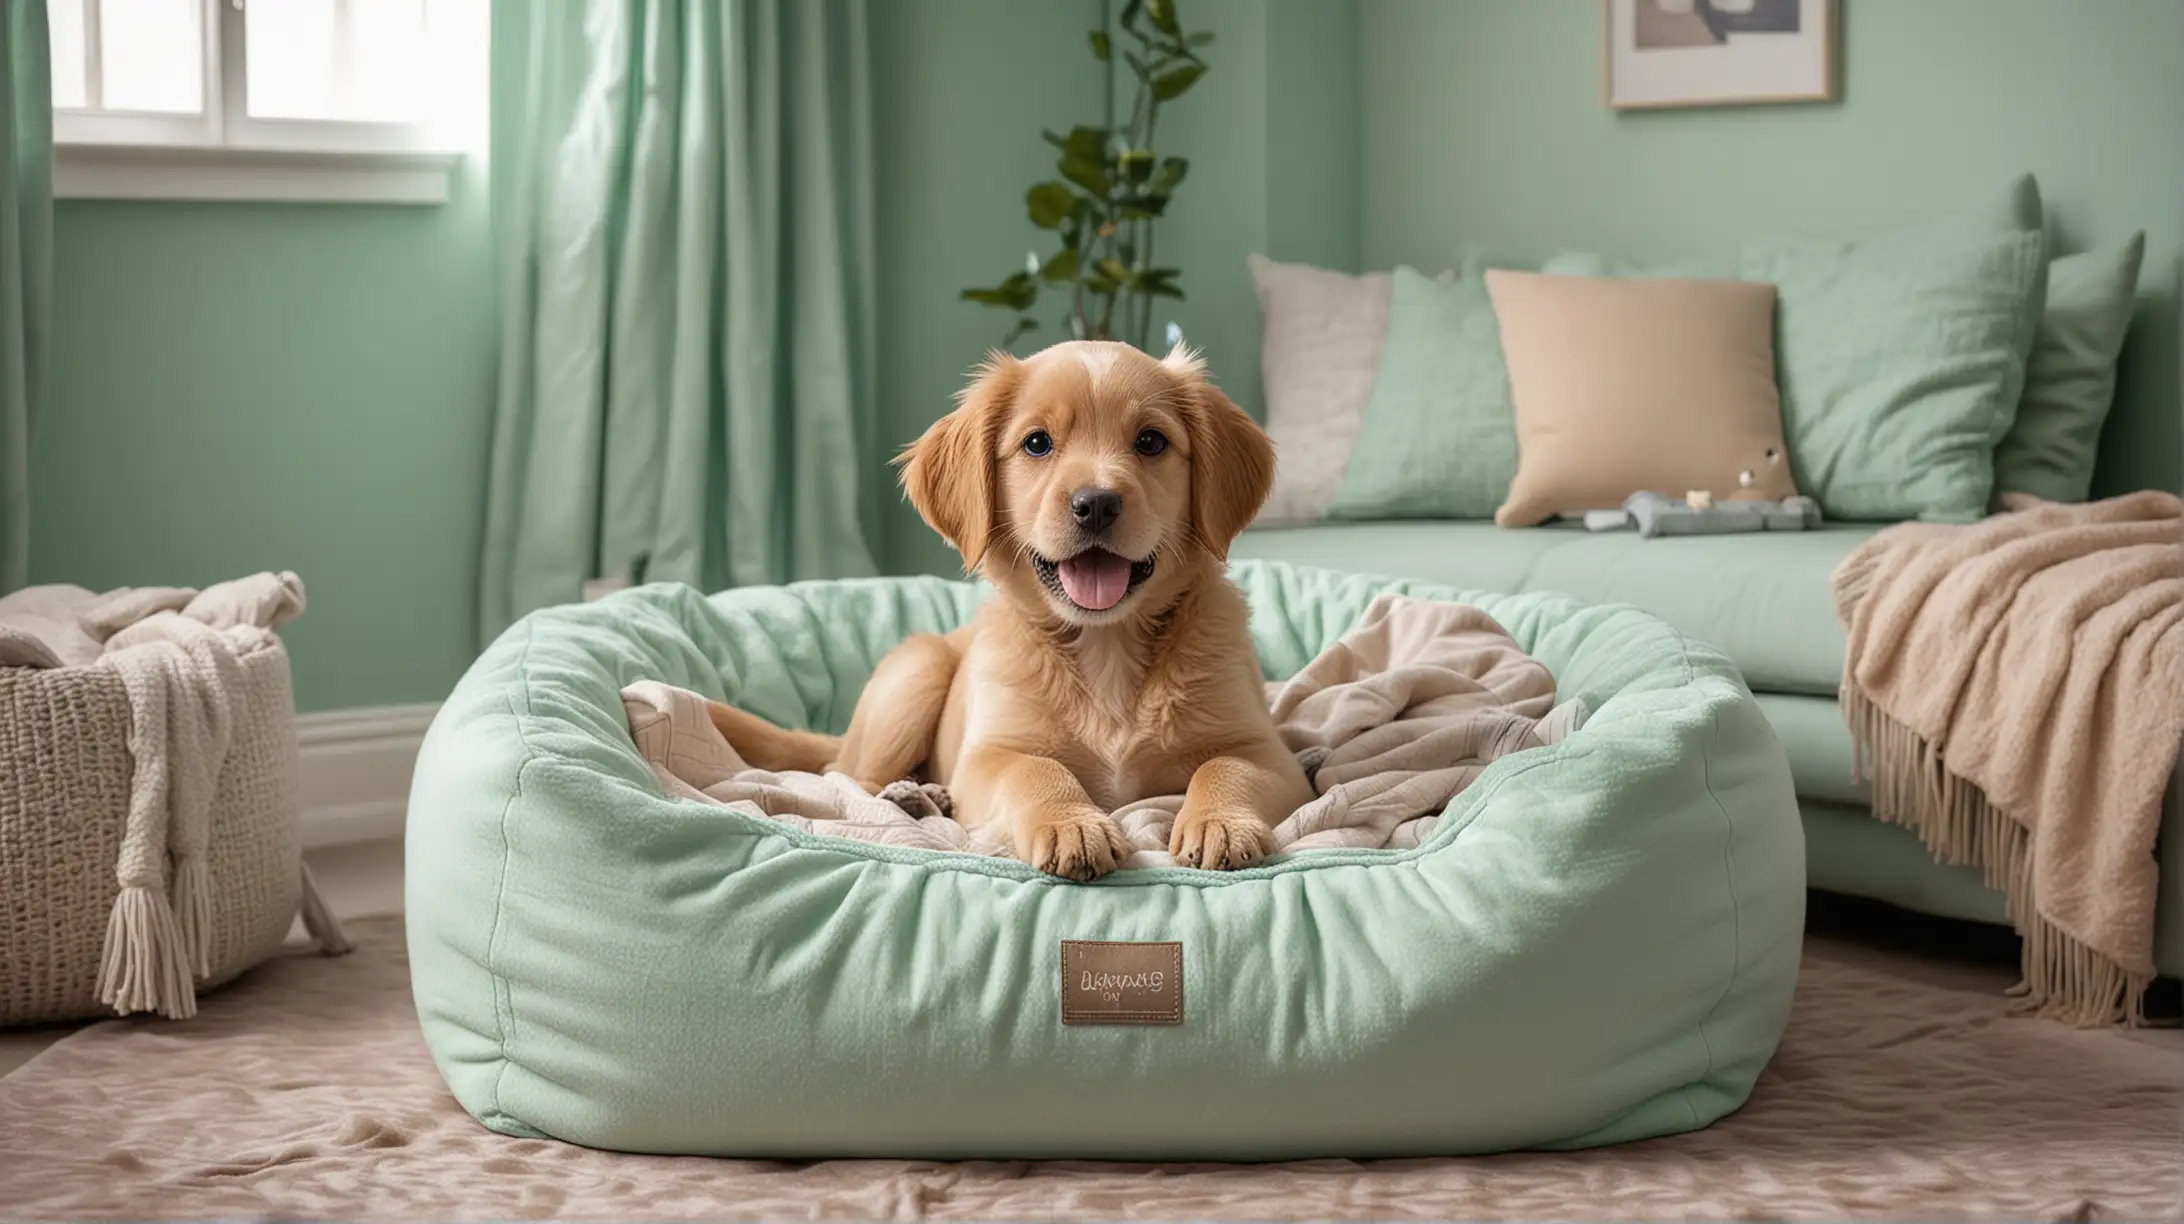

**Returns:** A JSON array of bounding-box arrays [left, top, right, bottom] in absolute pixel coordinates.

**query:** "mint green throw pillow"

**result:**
[[1540, 251, 1740, 280], [1742, 229, 2047, 522], [1329, 268, 1518, 521], [1995, 234, 2147, 504]]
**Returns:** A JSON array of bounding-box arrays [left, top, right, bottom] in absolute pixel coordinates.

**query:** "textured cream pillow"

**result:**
[[1248, 255, 1457, 526], [1250, 255, 1394, 525], [1484, 269, 1797, 528]]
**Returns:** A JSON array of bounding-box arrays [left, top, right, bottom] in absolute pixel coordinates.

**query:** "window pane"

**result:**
[[49, 0, 87, 109], [247, 0, 430, 123], [99, 0, 202, 114], [244, 0, 336, 121], [348, 0, 429, 121]]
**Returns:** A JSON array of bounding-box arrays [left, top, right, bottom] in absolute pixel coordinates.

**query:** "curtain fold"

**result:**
[[481, 0, 879, 642], [0, 0, 51, 594]]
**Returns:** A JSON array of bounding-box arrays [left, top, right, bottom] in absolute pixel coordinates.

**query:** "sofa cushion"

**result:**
[[1484, 269, 1795, 527], [1328, 269, 1519, 522], [1234, 522, 1880, 696], [1235, 521, 1575, 598], [1995, 233, 2148, 505], [1742, 226, 2047, 523]]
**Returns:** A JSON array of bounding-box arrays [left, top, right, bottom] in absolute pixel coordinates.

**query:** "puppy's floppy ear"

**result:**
[[896, 351, 1019, 572], [1180, 368, 1276, 561]]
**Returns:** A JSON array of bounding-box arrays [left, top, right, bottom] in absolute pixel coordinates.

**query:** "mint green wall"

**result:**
[[1360, 0, 2182, 496], [872, 0, 1107, 578], [1126, 0, 1361, 425], [32, 179, 498, 713], [26, 3, 536, 715]]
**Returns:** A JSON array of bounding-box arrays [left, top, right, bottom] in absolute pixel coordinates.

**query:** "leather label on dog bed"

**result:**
[[1061, 941, 1183, 1026]]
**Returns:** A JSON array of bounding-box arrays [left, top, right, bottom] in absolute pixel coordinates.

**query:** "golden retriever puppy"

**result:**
[[706, 340, 1311, 879]]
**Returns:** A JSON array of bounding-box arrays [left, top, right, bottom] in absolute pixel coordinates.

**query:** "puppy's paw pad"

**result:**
[[1169, 812, 1272, 871], [1029, 812, 1130, 881]]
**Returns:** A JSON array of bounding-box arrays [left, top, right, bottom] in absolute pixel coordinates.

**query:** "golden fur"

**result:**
[[706, 340, 1310, 878]]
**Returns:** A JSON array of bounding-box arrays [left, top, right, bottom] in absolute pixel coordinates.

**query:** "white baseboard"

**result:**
[[296, 703, 439, 849]]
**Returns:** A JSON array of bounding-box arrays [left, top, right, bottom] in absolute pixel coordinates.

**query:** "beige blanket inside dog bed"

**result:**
[[625, 594, 1586, 866], [1, 916, 2176, 1220]]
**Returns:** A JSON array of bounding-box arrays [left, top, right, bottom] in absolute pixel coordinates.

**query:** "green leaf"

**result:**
[[1144, 0, 1180, 36], [1149, 156, 1188, 194], [1041, 128, 1069, 150], [1152, 64, 1204, 100], [1187, 31, 1214, 47], [1053, 125, 1113, 195], [1060, 154, 1110, 197], [1058, 124, 1109, 159], [1119, 0, 1142, 32], [1088, 29, 1111, 61], [1096, 257, 1135, 287], [1117, 148, 1155, 183], [1004, 316, 1038, 347], [961, 269, 1040, 312], [1137, 267, 1185, 300], [1040, 248, 1080, 282], [1116, 194, 1168, 220], [1025, 181, 1076, 229], [1084, 272, 1121, 295]]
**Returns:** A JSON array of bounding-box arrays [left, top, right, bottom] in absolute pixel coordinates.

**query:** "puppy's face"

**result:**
[[901, 341, 1275, 627]]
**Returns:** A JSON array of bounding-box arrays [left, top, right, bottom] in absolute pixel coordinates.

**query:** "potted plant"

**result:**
[[960, 0, 1212, 351]]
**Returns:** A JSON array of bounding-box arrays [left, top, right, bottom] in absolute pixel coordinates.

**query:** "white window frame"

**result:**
[[55, 0, 471, 205]]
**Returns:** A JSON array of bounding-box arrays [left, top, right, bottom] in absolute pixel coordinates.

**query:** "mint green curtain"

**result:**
[[481, 0, 879, 639], [0, 0, 50, 593]]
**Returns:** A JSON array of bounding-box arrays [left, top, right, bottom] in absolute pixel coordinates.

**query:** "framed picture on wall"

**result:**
[[1605, 0, 1837, 110]]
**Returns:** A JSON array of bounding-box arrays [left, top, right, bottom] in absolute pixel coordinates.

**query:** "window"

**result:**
[[50, 0, 487, 203]]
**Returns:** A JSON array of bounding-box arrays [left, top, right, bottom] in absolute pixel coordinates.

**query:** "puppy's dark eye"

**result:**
[[1022, 430, 1053, 457], [1134, 429, 1169, 457]]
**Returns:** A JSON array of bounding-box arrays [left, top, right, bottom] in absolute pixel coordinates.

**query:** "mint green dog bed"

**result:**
[[406, 561, 1803, 1160]]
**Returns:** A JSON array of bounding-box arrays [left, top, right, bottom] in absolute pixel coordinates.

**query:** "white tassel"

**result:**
[[171, 853, 214, 978], [95, 885, 198, 1019]]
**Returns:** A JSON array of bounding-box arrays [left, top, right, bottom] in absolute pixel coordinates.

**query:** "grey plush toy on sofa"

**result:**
[[1584, 491, 1825, 538]]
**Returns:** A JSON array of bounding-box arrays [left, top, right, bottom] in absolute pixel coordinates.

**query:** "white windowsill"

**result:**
[[55, 142, 462, 205]]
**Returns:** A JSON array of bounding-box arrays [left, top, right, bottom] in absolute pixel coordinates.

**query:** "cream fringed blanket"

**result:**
[[625, 594, 1587, 865], [1832, 491, 2184, 1025]]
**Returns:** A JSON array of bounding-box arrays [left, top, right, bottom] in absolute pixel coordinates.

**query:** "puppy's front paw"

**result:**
[[1023, 809, 1132, 881], [1169, 809, 1273, 871]]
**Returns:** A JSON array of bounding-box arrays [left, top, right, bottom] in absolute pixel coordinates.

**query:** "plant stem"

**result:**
[[1137, 216, 1155, 348], [1135, 91, 1161, 350]]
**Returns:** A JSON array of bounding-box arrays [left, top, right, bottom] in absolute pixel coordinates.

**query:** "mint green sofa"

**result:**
[[1233, 520, 2184, 978]]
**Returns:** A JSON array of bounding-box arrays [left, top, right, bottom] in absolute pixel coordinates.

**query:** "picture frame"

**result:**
[[1605, 0, 1838, 111]]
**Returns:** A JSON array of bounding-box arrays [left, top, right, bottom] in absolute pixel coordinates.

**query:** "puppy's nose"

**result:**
[[1069, 487, 1123, 535]]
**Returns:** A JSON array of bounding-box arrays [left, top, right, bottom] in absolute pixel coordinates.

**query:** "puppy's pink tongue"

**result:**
[[1058, 550, 1132, 610]]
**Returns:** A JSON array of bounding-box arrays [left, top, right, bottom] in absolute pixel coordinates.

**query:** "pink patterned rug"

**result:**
[[1, 916, 2176, 1220]]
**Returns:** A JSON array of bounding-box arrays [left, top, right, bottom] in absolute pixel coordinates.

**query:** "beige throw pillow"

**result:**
[[1484, 269, 1797, 528]]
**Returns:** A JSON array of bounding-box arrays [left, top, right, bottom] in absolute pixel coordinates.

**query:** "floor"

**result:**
[[0, 837, 404, 1078], [6, 840, 2173, 1081]]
